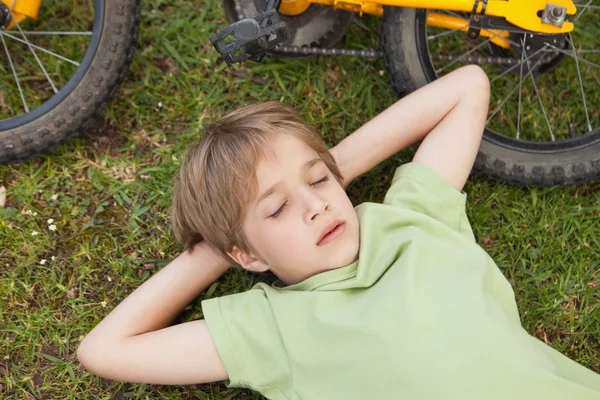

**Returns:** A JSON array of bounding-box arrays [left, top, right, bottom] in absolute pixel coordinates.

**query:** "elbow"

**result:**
[[77, 336, 98, 374], [77, 335, 112, 377], [463, 64, 490, 100]]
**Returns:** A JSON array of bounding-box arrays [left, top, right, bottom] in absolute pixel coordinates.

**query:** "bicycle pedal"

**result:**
[[210, 9, 289, 66]]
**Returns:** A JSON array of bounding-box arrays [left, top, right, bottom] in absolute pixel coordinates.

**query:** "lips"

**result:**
[[317, 220, 344, 245]]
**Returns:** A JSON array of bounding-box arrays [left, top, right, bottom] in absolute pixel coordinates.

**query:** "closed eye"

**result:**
[[311, 176, 329, 186], [270, 201, 287, 219]]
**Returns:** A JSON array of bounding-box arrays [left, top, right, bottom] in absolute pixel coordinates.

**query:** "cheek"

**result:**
[[267, 219, 306, 247], [246, 218, 307, 260], [331, 186, 352, 208]]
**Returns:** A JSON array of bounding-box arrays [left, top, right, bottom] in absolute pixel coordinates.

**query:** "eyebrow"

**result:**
[[256, 158, 324, 205]]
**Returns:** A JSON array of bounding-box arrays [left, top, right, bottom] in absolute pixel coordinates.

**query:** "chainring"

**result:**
[[222, 0, 354, 57], [489, 32, 568, 76]]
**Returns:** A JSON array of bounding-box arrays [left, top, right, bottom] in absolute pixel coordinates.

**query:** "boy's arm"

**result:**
[[330, 65, 490, 192], [77, 242, 231, 385]]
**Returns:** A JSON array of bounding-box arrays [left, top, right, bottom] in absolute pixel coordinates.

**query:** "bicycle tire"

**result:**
[[0, 0, 141, 165], [382, 7, 600, 187]]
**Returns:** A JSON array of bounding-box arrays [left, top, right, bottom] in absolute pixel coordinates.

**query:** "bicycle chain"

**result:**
[[276, 46, 521, 65]]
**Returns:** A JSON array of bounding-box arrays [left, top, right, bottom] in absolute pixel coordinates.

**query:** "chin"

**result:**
[[342, 248, 359, 266], [333, 241, 360, 268]]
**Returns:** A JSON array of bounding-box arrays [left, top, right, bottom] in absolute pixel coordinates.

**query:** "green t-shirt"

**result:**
[[202, 162, 600, 400]]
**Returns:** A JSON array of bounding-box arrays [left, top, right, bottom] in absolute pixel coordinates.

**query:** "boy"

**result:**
[[77, 65, 600, 399]]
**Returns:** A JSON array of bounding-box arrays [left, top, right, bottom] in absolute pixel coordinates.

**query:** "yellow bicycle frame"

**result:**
[[1, 0, 578, 50], [1, 0, 42, 30], [280, 0, 577, 49]]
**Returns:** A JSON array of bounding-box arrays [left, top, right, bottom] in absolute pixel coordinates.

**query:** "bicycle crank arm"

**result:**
[[210, 1, 289, 65]]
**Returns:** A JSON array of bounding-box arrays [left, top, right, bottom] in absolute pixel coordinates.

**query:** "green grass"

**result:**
[[1, 0, 600, 398]]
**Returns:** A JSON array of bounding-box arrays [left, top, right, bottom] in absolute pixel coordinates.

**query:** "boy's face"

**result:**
[[229, 134, 360, 285]]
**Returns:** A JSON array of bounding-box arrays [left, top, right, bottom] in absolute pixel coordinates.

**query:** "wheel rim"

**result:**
[[0, 0, 103, 130], [414, 4, 600, 154]]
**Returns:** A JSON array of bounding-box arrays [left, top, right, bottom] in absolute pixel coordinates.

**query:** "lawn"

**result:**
[[1, 0, 599, 399]]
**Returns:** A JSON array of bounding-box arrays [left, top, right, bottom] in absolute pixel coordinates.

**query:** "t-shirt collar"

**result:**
[[273, 260, 359, 291]]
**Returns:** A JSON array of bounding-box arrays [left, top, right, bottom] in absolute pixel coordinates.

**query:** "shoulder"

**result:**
[[201, 287, 292, 396]]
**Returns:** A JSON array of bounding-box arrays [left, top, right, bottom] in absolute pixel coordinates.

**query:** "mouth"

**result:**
[[317, 221, 345, 246]]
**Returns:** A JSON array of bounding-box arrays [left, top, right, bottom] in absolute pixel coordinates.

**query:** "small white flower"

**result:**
[[158, 101, 163, 108], [49, 224, 57, 232], [51, 194, 58, 201], [47, 218, 54, 224], [31, 231, 39, 236], [40, 259, 47, 265], [38, 190, 43, 193], [25, 210, 33, 216], [107, 276, 112, 282], [379, 70, 385, 76], [159, 251, 165, 257], [32, 212, 38, 216], [2, 355, 8, 360], [51, 256, 57, 261], [101, 301, 108, 308]]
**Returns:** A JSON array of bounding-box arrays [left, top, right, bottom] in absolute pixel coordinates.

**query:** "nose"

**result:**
[[302, 188, 330, 223]]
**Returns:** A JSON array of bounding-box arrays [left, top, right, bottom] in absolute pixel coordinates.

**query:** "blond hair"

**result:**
[[171, 102, 343, 265]]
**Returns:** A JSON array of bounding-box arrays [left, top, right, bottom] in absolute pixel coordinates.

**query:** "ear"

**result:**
[[227, 246, 270, 273]]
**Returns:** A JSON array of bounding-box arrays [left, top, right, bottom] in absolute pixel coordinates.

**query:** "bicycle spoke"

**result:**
[[489, 46, 545, 84], [12, 16, 58, 94], [486, 84, 520, 126], [516, 38, 526, 139], [435, 33, 497, 74], [573, 0, 593, 23], [0, 31, 80, 66], [486, 57, 545, 127], [568, 33, 592, 133], [19, 31, 92, 36], [523, 47, 555, 141], [544, 43, 600, 71], [0, 34, 28, 113], [428, 24, 469, 41]]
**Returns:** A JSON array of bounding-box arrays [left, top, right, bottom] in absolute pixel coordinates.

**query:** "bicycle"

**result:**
[[0, 0, 140, 166], [211, 0, 600, 187]]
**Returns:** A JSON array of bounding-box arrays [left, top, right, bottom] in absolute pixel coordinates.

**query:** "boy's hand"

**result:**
[[188, 241, 231, 274]]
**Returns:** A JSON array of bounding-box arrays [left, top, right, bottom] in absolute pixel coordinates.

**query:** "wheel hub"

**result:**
[[0, 3, 11, 30], [490, 33, 568, 75]]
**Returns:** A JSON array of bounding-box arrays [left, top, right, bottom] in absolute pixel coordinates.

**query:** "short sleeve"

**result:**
[[383, 162, 475, 240], [202, 290, 291, 399]]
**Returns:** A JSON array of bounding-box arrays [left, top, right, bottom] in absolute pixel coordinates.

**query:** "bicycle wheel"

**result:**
[[0, 0, 140, 165], [382, 6, 600, 187]]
